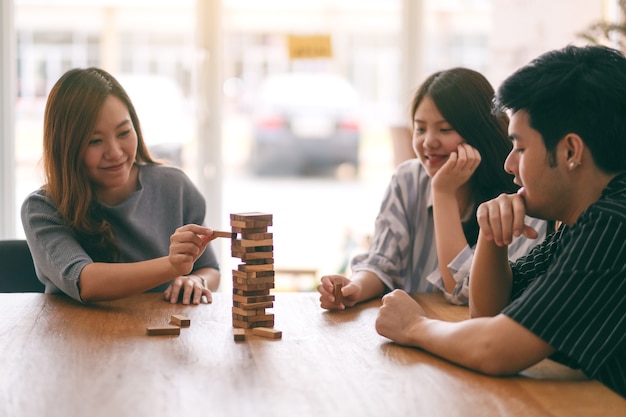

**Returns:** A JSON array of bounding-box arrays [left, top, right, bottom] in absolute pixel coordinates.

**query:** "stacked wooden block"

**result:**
[[230, 212, 276, 330]]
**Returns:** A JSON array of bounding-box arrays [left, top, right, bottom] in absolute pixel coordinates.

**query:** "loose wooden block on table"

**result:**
[[252, 327, 282, 340], [170, 314, 191, 327], [146, 325, 181, 336]]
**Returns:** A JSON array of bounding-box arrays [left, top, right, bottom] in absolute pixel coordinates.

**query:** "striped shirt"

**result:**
[[503, 171, 626, 399], [351, 159, 547, 305]]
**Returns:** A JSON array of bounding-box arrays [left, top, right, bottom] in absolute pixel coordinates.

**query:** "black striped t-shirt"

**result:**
[[502, 172, 626, 399]]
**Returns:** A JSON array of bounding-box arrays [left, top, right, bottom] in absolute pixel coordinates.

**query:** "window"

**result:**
[[3, 0, 606, 291]]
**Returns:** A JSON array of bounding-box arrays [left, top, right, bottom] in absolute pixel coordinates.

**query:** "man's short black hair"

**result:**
[[494, 45, 626, 173]]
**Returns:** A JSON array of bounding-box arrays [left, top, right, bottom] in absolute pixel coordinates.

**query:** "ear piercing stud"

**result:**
[[569, 161, 581, 169]]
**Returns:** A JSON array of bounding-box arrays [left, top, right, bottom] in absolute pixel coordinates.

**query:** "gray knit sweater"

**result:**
[[21, 163, 219, 301]]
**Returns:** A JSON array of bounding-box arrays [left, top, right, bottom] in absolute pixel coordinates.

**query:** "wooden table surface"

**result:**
[[0, 291, 624, 417]]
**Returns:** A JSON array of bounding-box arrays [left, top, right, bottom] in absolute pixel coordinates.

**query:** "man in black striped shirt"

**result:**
[[375, 45, 626, 399]]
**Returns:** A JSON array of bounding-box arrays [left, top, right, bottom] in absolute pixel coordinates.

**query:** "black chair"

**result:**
[[0, 239, 45, 292]]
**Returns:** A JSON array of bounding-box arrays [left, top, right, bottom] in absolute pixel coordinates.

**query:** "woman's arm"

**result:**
[[319, 163, 421, 309], [79, 224, 215, 302], [431, 144, 481, 293], [79, 256, 178, 302], [432, 189, 469, 293]]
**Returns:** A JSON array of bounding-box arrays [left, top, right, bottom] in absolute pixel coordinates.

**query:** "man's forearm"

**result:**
[[412, 314, 551, 375], [376, 291, 553, 375], [469, 231, 513, 317]]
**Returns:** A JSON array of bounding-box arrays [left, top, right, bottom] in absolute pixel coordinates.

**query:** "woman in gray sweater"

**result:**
[[21, 67, 220, 304]]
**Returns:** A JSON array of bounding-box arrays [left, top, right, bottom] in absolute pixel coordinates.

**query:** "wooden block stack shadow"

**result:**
[[230, 212, 276, 330]]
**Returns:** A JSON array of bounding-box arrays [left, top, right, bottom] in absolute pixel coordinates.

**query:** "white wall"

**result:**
[[489, 0, 607, 87]]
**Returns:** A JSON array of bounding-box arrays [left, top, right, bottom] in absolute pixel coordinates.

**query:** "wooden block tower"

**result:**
[[230, 212, 276, 331]]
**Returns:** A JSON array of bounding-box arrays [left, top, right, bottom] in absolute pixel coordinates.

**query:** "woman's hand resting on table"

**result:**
[[164, 274, 211, 305]]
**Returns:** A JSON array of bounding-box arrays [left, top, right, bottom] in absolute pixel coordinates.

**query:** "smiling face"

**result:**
[[412, 96, 465, 177], [83, 94, 138, 204]]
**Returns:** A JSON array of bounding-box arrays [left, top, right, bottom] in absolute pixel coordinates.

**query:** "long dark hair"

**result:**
[[42, 67, 157, 260], [411, 67, 516, 244]]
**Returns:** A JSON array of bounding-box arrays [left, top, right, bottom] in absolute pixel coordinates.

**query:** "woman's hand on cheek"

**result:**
[[431, 144, 481, 194]]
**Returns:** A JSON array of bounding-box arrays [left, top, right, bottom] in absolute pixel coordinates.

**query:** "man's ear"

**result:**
[[562, 133, 584, 169]]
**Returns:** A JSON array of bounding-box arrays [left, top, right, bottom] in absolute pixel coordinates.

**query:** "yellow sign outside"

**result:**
[[287, 35, 333, 59]]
